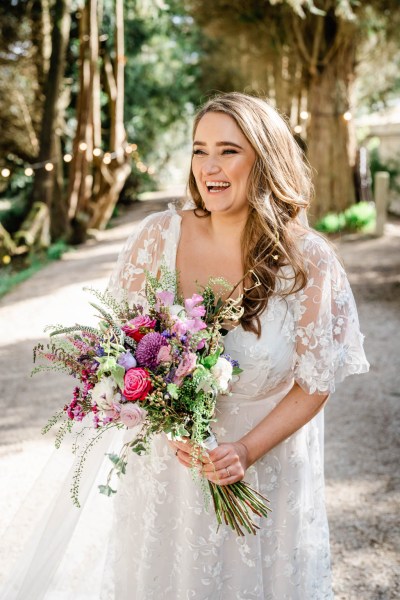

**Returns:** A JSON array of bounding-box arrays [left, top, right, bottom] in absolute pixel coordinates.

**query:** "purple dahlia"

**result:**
[[135, 332, 168, 370]]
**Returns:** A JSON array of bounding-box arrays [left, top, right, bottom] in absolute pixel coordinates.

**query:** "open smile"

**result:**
[[205, 180, 231, 194]]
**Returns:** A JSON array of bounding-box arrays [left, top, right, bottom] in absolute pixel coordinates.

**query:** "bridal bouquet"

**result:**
[[33, 266, 270, 535]]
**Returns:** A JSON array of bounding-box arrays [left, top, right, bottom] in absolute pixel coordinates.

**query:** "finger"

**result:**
[[201, 454, 236, 474]]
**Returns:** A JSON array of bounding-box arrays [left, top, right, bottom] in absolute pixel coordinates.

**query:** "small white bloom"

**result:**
[[211, 357, 233, 393], [92, 377, 117, 410], [169, 304, 185, 317]]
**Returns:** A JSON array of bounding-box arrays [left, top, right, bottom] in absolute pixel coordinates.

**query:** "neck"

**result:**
[[207, 207, 249, 242]]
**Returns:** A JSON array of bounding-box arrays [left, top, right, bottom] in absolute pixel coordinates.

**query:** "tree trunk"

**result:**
[[88, 0, 131, 230], [306, 44, 356, 221], [68, 0, 130, 237], [30, 0, 71, 241]]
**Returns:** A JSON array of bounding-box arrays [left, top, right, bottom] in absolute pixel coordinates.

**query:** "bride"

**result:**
[[1, 92, 369, 599]]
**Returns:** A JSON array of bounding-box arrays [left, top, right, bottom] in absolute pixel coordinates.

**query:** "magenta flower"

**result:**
[[122, 315, 156, 342], [135, 332, 168, 370]]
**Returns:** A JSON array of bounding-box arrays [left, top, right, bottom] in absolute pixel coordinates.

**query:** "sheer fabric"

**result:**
[[104, 206, 369, 599], [1, 205, 369, 600]]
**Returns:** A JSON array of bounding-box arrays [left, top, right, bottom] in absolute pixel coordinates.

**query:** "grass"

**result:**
[[0, 241, 70, 299]]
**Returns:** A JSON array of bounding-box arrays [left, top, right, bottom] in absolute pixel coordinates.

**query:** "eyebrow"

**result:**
[[193, 140, 243, 149]]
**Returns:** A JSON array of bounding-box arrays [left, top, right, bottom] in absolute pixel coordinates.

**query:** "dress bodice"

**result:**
[[108, 205, 369, 400]]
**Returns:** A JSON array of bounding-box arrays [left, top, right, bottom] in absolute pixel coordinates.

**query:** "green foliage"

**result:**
[[315, 202, 376, 234], [369, 147, 400, 194]]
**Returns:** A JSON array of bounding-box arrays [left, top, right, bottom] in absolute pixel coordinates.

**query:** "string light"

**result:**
[[343, 111, 352, 121], [0, 143, 151, 179], [300, 111, 309, 120], [294, 125, 302, 134]]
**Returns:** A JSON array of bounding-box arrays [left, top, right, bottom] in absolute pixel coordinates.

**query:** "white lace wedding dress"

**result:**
[[105, 206, 369, 599], [0, 206, 369, 600]]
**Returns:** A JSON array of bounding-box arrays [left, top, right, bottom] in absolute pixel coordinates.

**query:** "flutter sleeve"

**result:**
[[292, 234, 370, 395], [107, 209, 178, 305]]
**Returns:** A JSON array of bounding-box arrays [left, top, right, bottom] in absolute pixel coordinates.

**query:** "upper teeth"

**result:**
[[206, 181, 230, 187]]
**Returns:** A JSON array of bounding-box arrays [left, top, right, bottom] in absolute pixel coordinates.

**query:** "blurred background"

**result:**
[[0, 1, 399, 598]]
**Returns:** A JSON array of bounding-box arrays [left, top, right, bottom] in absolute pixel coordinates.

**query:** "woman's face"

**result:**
[[191, 112, 256, 216]]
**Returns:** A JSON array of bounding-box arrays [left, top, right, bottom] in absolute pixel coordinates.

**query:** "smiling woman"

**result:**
[[0, 93, 369, 600]]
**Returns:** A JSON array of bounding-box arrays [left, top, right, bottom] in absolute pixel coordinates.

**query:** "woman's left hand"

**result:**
[[201, 442, 249, 485]]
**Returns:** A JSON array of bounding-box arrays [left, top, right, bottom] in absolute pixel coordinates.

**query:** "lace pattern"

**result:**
[[103, 206, 369, 600]]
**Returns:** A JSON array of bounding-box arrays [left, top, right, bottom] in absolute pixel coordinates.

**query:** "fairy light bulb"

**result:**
[[45, 162, 54, 172], [93, 148, 102, 157], [300, 111, 309, 120], [79, 141, 88, 151], [103, 153, 112, 164], [131, 144, 138, 151], [64, 153, 72, 163], [343, 111, 352, 121], [25, 167, 34, 176], [294, 125, 302, 134], [125, 144, 133, 154], [1, 168, 10, 178]]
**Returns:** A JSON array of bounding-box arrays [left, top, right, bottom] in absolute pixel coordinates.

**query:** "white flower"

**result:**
[[211, 357, 233, 393], [169, 304, 185, 317], [91, 377, 118, 410]]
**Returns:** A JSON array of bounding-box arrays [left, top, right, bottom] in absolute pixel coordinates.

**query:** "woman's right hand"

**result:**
[[166, 437, 209, 469]]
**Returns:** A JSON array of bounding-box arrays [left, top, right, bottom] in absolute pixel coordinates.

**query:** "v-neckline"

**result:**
[[170, 208, 243, 336]]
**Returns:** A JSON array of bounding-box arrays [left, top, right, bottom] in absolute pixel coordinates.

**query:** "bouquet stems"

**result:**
[[208, 480, 271, 536]]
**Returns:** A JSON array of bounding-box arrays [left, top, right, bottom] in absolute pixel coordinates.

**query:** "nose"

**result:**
[[201, 156, 221, 176]]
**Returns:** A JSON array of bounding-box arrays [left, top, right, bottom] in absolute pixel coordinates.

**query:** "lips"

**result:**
[[205, 180, 231, 193]]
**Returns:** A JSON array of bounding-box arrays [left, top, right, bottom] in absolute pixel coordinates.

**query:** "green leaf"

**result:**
[[111, 364, 125, 390], [232, 366, 243, 375], [201, 349, 221, 369], [98, 484, 117, 497]]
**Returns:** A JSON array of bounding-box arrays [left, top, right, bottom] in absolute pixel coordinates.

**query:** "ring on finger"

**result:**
[[225, 466, 231, 478]]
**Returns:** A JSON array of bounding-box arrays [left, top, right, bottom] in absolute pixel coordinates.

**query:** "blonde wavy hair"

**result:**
[[187, 92, 313, 336]]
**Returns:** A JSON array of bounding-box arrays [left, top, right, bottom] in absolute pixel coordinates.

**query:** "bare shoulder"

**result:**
[[176, 208, 209, 237]]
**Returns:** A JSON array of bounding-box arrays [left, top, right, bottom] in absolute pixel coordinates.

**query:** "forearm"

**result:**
[[239, 382, 329, 467]]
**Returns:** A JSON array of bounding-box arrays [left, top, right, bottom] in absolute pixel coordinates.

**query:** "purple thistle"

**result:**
[[135, 332, 168, 370]]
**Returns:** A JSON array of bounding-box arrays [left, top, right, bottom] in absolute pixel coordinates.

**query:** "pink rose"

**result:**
[[123, 367, 153, 401], [174, 352, 197, 384], [119, 403, 146, 428], [122, 315, 156, 342]]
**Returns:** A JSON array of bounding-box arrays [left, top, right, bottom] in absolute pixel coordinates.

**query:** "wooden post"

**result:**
[[374, 171, 390, 237]]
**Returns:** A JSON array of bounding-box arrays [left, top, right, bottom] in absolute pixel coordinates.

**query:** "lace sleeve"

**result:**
[[106, 210, 177, 306], [292, 234, 370, 395]]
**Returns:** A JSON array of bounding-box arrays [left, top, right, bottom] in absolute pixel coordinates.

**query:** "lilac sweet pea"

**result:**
[[117, 351, 137, 371], [185, 294, 206, 318], [156, 290, 175, 309]]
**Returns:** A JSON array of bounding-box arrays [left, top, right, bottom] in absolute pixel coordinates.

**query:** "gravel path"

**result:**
[[0, 202, 399, 598]]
